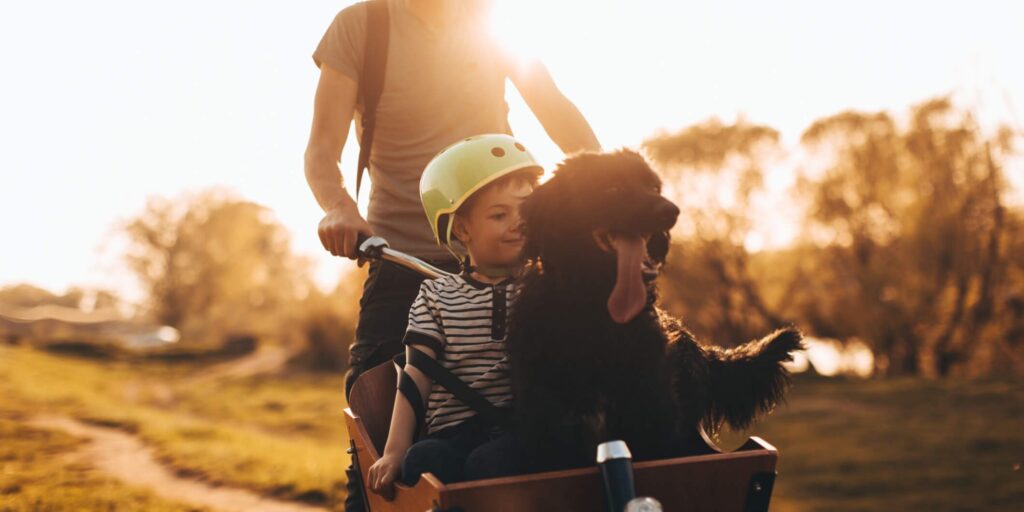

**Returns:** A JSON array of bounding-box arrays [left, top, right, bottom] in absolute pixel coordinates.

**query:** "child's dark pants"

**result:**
[[401, 414, 521, 485]]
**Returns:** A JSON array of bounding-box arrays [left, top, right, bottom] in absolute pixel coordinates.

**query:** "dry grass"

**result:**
[[0, 345, 348, 509], [0, 412, 207, 511], [719, 376, 1024, 511], [3, 344, 1022, 511]]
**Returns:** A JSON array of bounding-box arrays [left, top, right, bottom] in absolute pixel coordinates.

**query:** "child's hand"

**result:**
[[367, 452, 403, 500]]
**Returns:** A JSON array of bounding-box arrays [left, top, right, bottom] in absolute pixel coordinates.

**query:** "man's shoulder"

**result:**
[[329, 1, 370, 31], [332, 0, 398, 26], [314, 1, 374, 73]]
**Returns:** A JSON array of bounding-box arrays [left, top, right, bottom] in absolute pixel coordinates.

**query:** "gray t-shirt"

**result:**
[[313, 0, 514, 261]]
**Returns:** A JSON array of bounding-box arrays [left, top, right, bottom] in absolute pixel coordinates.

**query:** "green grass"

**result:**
[[0, 345, 349, 508], [720, 376, 1024, 511]]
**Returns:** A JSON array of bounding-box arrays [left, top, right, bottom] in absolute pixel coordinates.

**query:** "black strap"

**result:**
[[356, 0, 389, 197], [409, 347, 511, 428], [397, 348, 511, 430], [396, 362, 425, 440]]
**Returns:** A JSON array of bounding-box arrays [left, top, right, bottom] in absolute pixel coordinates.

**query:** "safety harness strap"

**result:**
[[394, 347, 511, 435], [394, 357, 425, 441]]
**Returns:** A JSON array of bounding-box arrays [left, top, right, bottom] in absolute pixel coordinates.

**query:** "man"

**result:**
[[306, 0, 600, 398], [305, 2, 600, 508]]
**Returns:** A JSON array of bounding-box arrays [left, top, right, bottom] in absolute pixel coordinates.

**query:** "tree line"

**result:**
[[648, 96, 1022, 377], [8, 96, 1015, 377]]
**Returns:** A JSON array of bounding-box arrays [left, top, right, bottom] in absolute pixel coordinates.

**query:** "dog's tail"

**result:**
[[703, 327, 804, 432]]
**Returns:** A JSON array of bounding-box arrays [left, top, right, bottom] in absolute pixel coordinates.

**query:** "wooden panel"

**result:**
[[345, 408, 444, 512], [441, 465, 605, 511], [434, 443, 777, 511], [348, 361, 398, 454], [632, 447, 777, 511]]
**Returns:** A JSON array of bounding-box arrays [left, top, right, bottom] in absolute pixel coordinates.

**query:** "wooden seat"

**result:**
[[345, 361, 779, 512]]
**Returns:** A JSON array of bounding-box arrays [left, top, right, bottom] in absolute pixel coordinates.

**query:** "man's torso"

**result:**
[[315, 1, 514, 260]]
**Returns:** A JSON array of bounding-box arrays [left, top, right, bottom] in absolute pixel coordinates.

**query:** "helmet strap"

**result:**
[[465, 263, 517, 279]]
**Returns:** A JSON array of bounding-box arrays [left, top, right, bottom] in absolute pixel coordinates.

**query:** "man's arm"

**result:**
[[304, 64, 373, 259], [509, 60, 602, 154]]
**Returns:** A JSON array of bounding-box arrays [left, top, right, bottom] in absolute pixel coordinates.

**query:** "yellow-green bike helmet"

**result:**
[[420, 134, 542, 261]]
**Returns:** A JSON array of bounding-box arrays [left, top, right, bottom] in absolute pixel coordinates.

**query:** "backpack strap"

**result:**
[[356, 0, 389, 197]]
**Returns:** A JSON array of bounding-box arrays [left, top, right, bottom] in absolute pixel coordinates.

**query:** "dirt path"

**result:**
[[121, 345, 298, 407], [189, 344, 296, 383], [30, 415, 330, 512]]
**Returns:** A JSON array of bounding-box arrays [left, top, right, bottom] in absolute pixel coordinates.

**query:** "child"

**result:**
[[366, 134, 541, 497]]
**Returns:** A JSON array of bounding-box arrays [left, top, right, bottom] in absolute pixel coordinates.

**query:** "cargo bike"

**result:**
[[345, 236, 780, 512]]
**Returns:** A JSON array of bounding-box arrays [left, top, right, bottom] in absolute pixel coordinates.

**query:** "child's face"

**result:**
[[454, 179, 533, 269]]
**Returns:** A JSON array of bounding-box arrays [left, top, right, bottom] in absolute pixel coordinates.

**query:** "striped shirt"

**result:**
[[403, 273, 517, 435]]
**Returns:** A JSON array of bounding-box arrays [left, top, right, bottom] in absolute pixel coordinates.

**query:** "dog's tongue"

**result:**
[[607, 236, 647, 324]]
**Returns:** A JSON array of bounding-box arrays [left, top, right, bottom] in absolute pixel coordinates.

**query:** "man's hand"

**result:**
[[306, 64, 368, 259], [318, 196, 373, 259], [367, 452, 403, 500]]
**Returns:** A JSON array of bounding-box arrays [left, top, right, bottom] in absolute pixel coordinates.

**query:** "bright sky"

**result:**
[[1, 0, 1022, 301]]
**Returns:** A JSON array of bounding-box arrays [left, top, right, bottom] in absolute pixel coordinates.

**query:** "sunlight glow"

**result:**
[[488, 0, 546, 64], [788, 337, 875, 378], [1, 0, 1021, 297]]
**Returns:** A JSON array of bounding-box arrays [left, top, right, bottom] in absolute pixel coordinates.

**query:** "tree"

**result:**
[[795, 97, 1020, 376], [288, 266, 364, 372], [123, 189, 310, 343], [643, 118, 790, 344]]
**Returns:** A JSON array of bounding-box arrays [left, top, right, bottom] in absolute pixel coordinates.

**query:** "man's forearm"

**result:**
[[304, 150, 355, 212], [543, 96, 601, 155]]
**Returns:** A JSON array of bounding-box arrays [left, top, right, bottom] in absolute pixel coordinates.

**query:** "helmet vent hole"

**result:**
[[491, 147, 505, 157], [514, 143, 526, 152]]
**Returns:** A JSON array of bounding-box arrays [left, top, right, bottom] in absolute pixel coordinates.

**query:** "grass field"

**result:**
[[0, 344, 348, 510], [1, 344, 1021, 511], [721, 376, 1024, 511], [0, 414, 207, 512]]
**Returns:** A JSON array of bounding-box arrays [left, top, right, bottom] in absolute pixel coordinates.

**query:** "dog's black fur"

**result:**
[[507, 150, 803, 470]]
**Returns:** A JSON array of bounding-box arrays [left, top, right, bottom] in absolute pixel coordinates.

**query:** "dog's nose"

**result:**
[[654, 200, 680, 228]]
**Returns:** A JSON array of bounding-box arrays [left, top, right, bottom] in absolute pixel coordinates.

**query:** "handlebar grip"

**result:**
[[355, 233, 389, 261], [355, 232, 370, 254]]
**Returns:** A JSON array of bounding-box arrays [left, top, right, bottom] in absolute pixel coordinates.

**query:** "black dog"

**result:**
[[507, 150, 803, 470]]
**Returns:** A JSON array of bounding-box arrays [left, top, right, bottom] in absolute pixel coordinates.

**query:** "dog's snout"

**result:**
[[654, 200, 680, 228]]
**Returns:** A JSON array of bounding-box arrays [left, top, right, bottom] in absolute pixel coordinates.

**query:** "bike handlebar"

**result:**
[[355, 234, 454, 280]]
